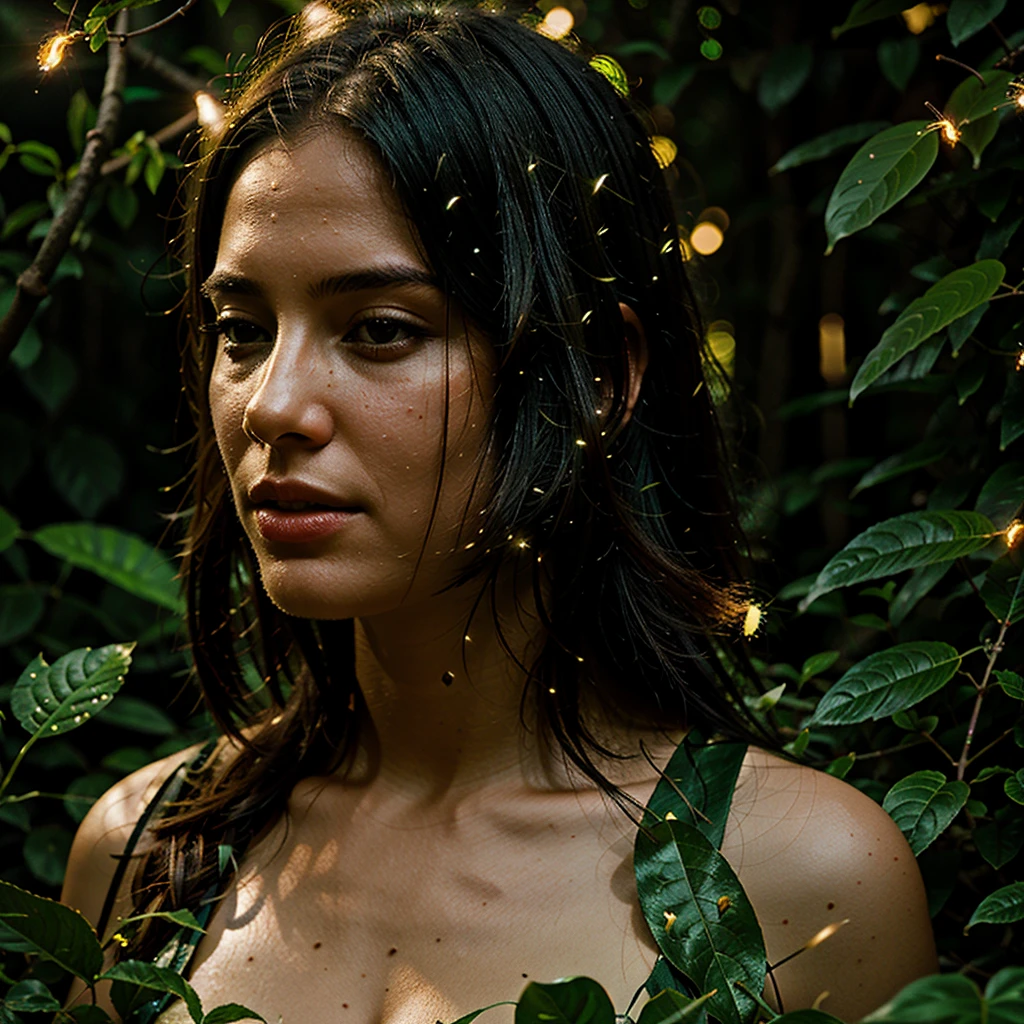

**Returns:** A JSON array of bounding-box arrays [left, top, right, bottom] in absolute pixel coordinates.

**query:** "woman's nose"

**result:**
[[242, 334, 333, 450]]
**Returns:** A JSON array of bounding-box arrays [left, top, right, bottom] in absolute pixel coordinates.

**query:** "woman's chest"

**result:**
[[172, 798, 658, 1024]]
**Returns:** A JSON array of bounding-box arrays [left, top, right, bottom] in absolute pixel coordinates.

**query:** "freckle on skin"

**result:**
[[827, 902, 835, 910], [388, 948, 397, 956], [313, 942, 322, 949], [781, 919, 788, 925]]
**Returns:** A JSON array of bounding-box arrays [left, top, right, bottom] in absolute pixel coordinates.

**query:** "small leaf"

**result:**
[[882, 770, 970, 855], [3, 979, 61, 1013], [1005, 769, 1024, 805], [1, 200, 49, 240], [826, 753, 855, 779], [812, 642, 961, 725], [877, 37, 918, 92], [980, 559, 1024, 625], [203, 1006, 266, 1024], [107, 182, 138, 230], [945, 300, 987, 353], [832, 0, 911, 38], [102, 961, 203, 1024], [11, 643, 134, 738], [212, 0, 233, 14], [19, 344, 76, 413], [0, 879, 104, 981], [143, 149, 165, 194], [800, 510, 997, 610], [757, 44, 813, 115], [849, 438, 948, 496], [946, 70, 1015, 168], [966, 882, 1024, 931], [995, 670, 1024, 700], [33, 523, 183, 613], [824, 122, 938, 255], [974, 804, 1024, 869], [974, 766, 1013, 782], [47, 427, 124, 518], [120, 908, 205, 933], [947, 0, 1007, 46], [514, 979, 614, 1024], [890, 561, 954, 628], [954, 354, 987, 406], [849, 261, 1005, 401], [96, 695, 177, 736], [0, 507, 18, 552], [799, 650, 840, 683]]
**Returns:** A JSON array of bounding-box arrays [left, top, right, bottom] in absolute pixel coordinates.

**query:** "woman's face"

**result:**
[[205, 130, 497, 620]]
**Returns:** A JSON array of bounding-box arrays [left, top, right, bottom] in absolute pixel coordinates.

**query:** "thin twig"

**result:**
[[966, 727, 1015, 768], [809, 738, 927, 767], [112, 0, 200, 41], [987, 19, 1013, 60], [935, 54, 986, 85], [100, 109, 198, 176], [921, 730, 958, 768], [0, 11, 129, 363], [125, 40, 210, 94]]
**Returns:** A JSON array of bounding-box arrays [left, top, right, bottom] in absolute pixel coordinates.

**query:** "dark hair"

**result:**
[[126, 0, 776, 960]]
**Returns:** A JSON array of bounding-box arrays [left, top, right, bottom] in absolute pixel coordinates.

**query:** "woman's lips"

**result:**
[[254, 507, 361, 543]]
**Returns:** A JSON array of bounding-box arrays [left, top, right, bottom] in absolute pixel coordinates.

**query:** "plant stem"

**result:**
[[112, 0, 201, 40], [100, 110, 198, 177], [922, 730, 958, 768], [0, 10, 129, 363], [966, 727, 1015, 767], [125, 40, 210, 94]]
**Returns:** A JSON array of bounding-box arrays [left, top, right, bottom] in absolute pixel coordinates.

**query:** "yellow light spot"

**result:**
[[650, 135, 678, 169], [901, 4, 936, 34], [717, 895, 732, 914], [38, 32, 77, 72], [538, 6, 574, 39], [660, 239, 675, 255], [665, 811, 677, 820], [663, 910, 677, 931], [819, 313, 846, 386], [517, 539, 529, 549], [742, 603, 763, 637], [1016, 350, 1024, 371], [464, 541, 475, 549], [805, 919, 850, 950], [528, 161, 538, 172], [581, 310, 593, 323], [592, 174, 610, 196], [576, 655, 584, 662], [689, 222, 724, 255], [112, 933, 129, 948], [1007, 521, 1024, 547], [548, 687, 557, 694], [446, 196, 461, 210], [706, 323, 736, 379], [194, 91, 225, 133], [575, 438, 587, 446]]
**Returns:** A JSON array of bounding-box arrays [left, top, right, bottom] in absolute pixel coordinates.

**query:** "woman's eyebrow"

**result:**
[[199, 264, 440, 300]]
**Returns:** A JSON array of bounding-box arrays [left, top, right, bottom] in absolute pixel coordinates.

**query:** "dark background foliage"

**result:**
[[0, 0, 1021, 1019]]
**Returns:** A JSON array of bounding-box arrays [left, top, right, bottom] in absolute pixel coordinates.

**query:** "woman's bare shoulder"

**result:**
[[725, 746, 937, 1019]]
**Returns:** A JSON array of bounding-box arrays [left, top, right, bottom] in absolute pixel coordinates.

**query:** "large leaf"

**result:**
[[862, 973, 982, 1023], [514, 979, 614, 1024], [634, 820, 765, 1024], [10, 643, 133, 737], [800, 510, 998, 610], [832, 0, 911, 38], [966, 882, 1024, 931], [882, 771, 970, 855], [33, 523, 183, 613], [824, 122, 938, 254], [3, 979, 62, 1013], [102, 961, 203, 1024], [811, 642, 961, 726], [0, 880, 103, 981], [771, 121, 891, 175], [850, 261, 1005, 401], [947, 0, 1007, 46]]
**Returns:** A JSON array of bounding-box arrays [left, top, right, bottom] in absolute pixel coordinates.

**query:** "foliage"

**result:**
[[1, 1, 1023, 1023]]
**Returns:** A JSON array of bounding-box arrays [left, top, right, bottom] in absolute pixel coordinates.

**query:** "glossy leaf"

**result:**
[[0, 880, 103, 981], [103, 961, 204, 1024], [812, 642, 961, 725], [203, 1005, 266, 1024], [33, 523, 183, 613], [445, 1001, 517, 1024], [826, 753, 855, 779], [974, 805, 1024, 869], [985, 967, 1024, 1022], [771, 122, 891, 176], [980, 560, 1024, 625], [1006, 770, 1024, 805], [947, 71, 1015, 168], [635, 820, 765, 1024], [995, 670, 1024, 700], [514, 979, 614, 1024], [2, 979, 61, 1013], [947, 0, 1007, 46], [800, 510, 998, 610], [861, 972, 982, 1023], [800, 650, 840, 683], [850, 261, 1005, 401], [824, 122, 937, 255], [882, 771, 970, 855], [877, 37, 918, 92], [11, 643, 133, 737], [832, 0, 911, 38], [947, 300, 987, 352], [636, 988, 714, 1024]]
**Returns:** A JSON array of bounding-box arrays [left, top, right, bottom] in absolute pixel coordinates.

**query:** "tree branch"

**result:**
[[0, 11, 129, 365], [100, 109, 198, 177], [125, 40, 210, 95]]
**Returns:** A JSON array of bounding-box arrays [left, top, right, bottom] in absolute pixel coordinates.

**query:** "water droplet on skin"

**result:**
[[270, 212, 277, 221], [270, 180, 279, 190]]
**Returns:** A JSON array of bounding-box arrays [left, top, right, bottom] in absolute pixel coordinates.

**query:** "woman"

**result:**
[[61, 2, 937, 1021]]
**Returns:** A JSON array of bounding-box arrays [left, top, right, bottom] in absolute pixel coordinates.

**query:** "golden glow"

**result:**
[[901, 4, 936, 34], [805, 919, 850, 950], [706, 322, 736, 379], [697, 206, 731, 232], [717, 895, 732, 914], [38, 32, 78, 72], [538, 6, 574, 39], [650, 135, 678, 169], [663, 910, 677, 931], [819, 313, 847, 386], [690, 222, 724, 255], [1007, 521, 1024, 547], [298, 1, 338, 40], [194, 91, 225, 133], [919, 115, 961, 147], [1017, 350, 1024, 371], [742, 602, 762, 637]]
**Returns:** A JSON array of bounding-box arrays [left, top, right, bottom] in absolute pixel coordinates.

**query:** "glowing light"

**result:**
[[298, 1, 338, 40], [38, 32, 78, 72], [689, 222, 724, 255], [1007, 521, 1024, 547], [742, 602, 762, 637], [1017, 350, 1024, 371], [920, 102, 962, 147], [517, 539, 529, 549], [194, 91, 225, 133], [706, 322, 736, 379], [901, 4, 936, 34], [819, 313, 847, 386], [664, 811, 677, 820], [446, 196, 462, 210], [663, 910, 677, 931], [538, 6, 574, 39], [650, 135, 678, 169], [575, 438, 587, 446], [805, 919, 850, 950], [592, 173, 609, 195]]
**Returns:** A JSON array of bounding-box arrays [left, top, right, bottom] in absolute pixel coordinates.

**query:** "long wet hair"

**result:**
[[124, 0, 777, 961]]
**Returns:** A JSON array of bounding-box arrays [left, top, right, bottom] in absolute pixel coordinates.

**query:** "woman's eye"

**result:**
[[217, 317, 271, 349], [347, 318, 425, 351]]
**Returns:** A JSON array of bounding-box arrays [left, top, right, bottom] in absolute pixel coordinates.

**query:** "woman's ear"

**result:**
[[597, 303, 649, 436]]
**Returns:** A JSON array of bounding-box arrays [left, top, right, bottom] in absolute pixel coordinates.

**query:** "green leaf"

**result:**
[[1005, 769, 1024, 805], [954, 353, 987, 405], [948, 299, 988, 353], [70, 1006, 115, 1024], [771, 121, 890, 175], [119, 908, 205, 933], [652, 65, 697, 107], [947, 71, 1015, 168], [980, 559, 1024, 625], [975, 766, 1013, 782], [589, 56, 629, 98], [799, 650, 840, 683], [3, 979, 61, 1013], [19, 344, 76, 413], [102, 961, 203, 1024], [861, 972, 982, 1023], [33, 522, 183, 613], [832, 0, 911, 38], [974, 804, 1024, 869], [1, 200, 49, 240], [107, 182, 138, 230], [63, 772, 116, 824], [890, 561, 954, 628], [985, 967, 1024, 1018], [9, 323, 41, 370], [824, 122, 938, 255], [203, 1005, 267, 1024], [67, 88, 97, 155], [23, 824, 72, 887], [877, 37, 918, 92], [978, 215, 1022, 261], [47, 428, 124, 518], [849, 439, 948, 497], [143, 149, 165, 194], [882, 771, 970, 855], [0, 880, 103, 981], [800, 510, 998, 610], [634, 820, 765, 1024], [11, 643, 133, 737], [0, 507, 17, 552], [757, 44, 813, 115], [995, 670, 1024, 699], [826, 753, 855, 779], [636, 988, 714, 1024], [97, 695, 177, 736], [850, 261, 1005, 401], [88, 22, 108, 52], [514, 979, 614, 1024], [948, 0, 1007, 46], [811, 642, 961, 726]]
